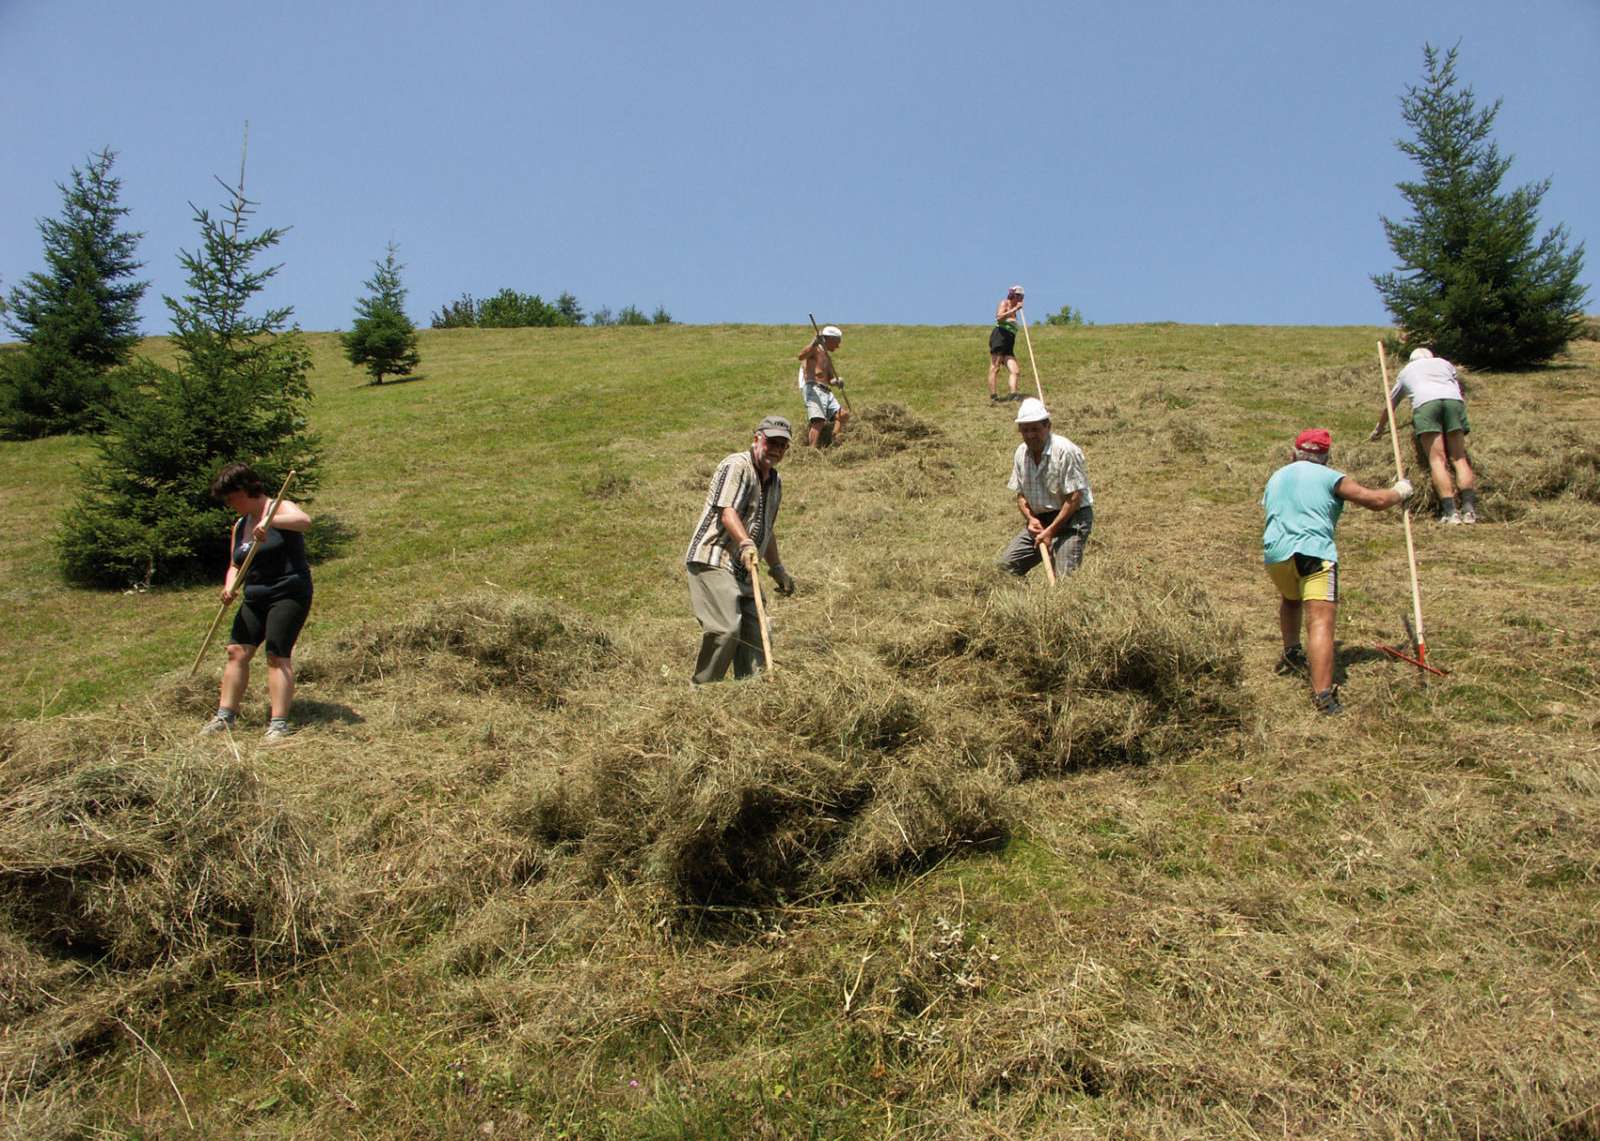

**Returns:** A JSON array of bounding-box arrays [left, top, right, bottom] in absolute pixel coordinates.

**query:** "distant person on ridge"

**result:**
[[200, 463, 314, 742], [999, 397, 1094, 578], [684, 416, 797, 683], [797, 325, 849, 447], [1261, 429, 1412, 715], [1370, 347, 1479, 524], [988, 284, 1025, 403]]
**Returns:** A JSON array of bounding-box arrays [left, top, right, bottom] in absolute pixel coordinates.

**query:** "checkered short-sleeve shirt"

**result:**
[[1008, 433, 1093, 513]]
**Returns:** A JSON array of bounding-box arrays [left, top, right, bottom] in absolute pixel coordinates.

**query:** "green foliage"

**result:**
[[1041, 304, 1087, 327], [1373, 44, 1588, 369], [589, 305, 615, 327], [0, 148, 147, 438], [616, 305, 650, 326], [477, 287, 563, 328], [342, 243, 420, 384], [58, 170, 320, 589], [430, 293, 478, 329], [555, 290, 584, 326]]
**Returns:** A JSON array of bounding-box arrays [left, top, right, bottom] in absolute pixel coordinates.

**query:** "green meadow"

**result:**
[[2, 323, 1597, 1137]]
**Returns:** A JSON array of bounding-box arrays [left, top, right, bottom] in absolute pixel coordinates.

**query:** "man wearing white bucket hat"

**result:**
[[797, 325, 850, 447], [999, 397, 1094, 577]]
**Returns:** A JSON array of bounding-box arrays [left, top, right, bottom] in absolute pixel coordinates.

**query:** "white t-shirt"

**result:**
[[1391, 357, 1464, 408]]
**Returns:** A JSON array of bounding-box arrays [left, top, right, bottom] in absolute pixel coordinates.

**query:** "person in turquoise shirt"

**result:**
[[1261, 428, 1412, 714]]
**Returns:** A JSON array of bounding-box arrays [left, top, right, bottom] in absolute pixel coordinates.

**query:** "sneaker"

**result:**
[[1460, 508, 1477, 524], [1439, 512, 1462, 526], [1312, 687, 1344, 715], [199, 712, 236, 735], [989, 394, 1001, 403], [1275, 645, 1309, 675], [1010, 392, 1023, 402], [262, 721, 293, 743]]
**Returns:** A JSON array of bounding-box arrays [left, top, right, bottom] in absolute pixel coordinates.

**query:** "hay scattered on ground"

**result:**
[[311, 589, 621, 701]]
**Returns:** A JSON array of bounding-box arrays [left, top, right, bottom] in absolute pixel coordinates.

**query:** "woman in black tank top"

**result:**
[[199, 463, 314, 742]]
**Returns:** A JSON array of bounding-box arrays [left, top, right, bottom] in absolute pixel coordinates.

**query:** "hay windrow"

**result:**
[[0, 748, 343, 969], [309, 589, 622, 700], [885, 557, 1249, 774]]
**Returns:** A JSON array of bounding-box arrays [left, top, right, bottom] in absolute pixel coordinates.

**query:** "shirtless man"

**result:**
[[796, 325, 850, 447]]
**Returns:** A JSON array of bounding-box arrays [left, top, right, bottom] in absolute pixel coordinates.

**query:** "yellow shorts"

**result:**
[[1267, 555, 1339, 603]]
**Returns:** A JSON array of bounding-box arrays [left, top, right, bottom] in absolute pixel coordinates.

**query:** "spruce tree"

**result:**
[[1374, 44, 1587, 369], [0, 148, 148, 437], [59, 169, 320, 589], [342, 242, 421, 384]]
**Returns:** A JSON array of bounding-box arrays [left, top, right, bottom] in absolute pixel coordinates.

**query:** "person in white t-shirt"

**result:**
[[1371, 348, 1479, 524]]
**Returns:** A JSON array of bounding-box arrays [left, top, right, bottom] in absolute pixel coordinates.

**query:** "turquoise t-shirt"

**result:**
[[1261, 460, 1345, 565]]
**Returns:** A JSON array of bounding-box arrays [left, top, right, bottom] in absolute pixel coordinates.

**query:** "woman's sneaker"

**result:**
[[263, 719, 293, 743], [1460, 508, 1477, 524], [1439, 511, 1463, 525], [199, 711, 236, 735]]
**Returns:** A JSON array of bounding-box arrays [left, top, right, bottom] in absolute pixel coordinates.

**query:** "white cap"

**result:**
[[1008, 284, 1024, 296], [821, 325, 842, 339], [1015, 397, 1050, 423], [1409, 347, 1434, 361]]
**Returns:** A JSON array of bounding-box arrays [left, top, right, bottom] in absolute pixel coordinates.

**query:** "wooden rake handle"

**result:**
[[189, 469, 297, 676], [746, 554, 775, 675], [1017, 307, 1047, 404], [1376, 343, 1428, 660]]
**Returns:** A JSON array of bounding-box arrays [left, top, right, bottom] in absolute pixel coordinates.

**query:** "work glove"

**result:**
[[739, 543, 759, 570], [770, 565, 796, 596], [1393, 478, 1414, 501]]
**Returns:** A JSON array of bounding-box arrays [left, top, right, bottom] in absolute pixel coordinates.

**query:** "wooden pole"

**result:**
[[1376, 344, 1429, 670], [1017, 307, 1047, 404], [807, 313, 852, 413], [747, 557, 775, 675], [189, 469, 297, 676], [1040, 538, 1057, 586]]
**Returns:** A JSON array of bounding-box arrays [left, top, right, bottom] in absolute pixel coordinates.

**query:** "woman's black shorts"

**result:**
[[989, 326, 1017, 357], [230, 591, 312, 658]]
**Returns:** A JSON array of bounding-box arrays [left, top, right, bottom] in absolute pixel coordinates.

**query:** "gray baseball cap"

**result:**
[[758, 415, 793, 441]]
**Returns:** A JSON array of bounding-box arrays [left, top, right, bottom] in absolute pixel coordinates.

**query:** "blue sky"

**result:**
[[2, 0, 1595, 333]]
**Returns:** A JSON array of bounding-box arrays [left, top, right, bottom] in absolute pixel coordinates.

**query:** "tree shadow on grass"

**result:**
[[365, 373, 429, 387], [292, 698, 364, 727], [305, 513, 357, 563]]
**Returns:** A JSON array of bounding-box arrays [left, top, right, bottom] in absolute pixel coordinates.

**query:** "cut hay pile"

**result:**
[[887, 555, 1249, 776], [0, 722, 345, 1094], [490, 661, 1011, 914], [311, 589, 621, 701]]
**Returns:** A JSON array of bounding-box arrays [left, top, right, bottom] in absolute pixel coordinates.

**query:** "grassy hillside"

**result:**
[[2, 324, 1597, 1137]]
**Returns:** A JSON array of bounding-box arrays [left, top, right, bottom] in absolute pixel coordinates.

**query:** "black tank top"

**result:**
[[233, 518, 312, 600]]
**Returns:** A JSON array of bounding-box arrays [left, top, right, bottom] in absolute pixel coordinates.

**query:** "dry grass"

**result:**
[[1, 326, 1597, 1136]]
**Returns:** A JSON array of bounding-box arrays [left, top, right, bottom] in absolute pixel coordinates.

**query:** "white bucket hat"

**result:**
[[1015, 397, 1050, 423], [821, 325, 843, 340]]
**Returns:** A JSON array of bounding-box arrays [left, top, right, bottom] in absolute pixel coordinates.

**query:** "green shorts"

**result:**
[[1412, 398, 1469, 437]]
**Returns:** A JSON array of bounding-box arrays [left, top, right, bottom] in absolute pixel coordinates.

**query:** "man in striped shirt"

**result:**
[[999, 397, 1095, 578], [685, 416, 798, 683]]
